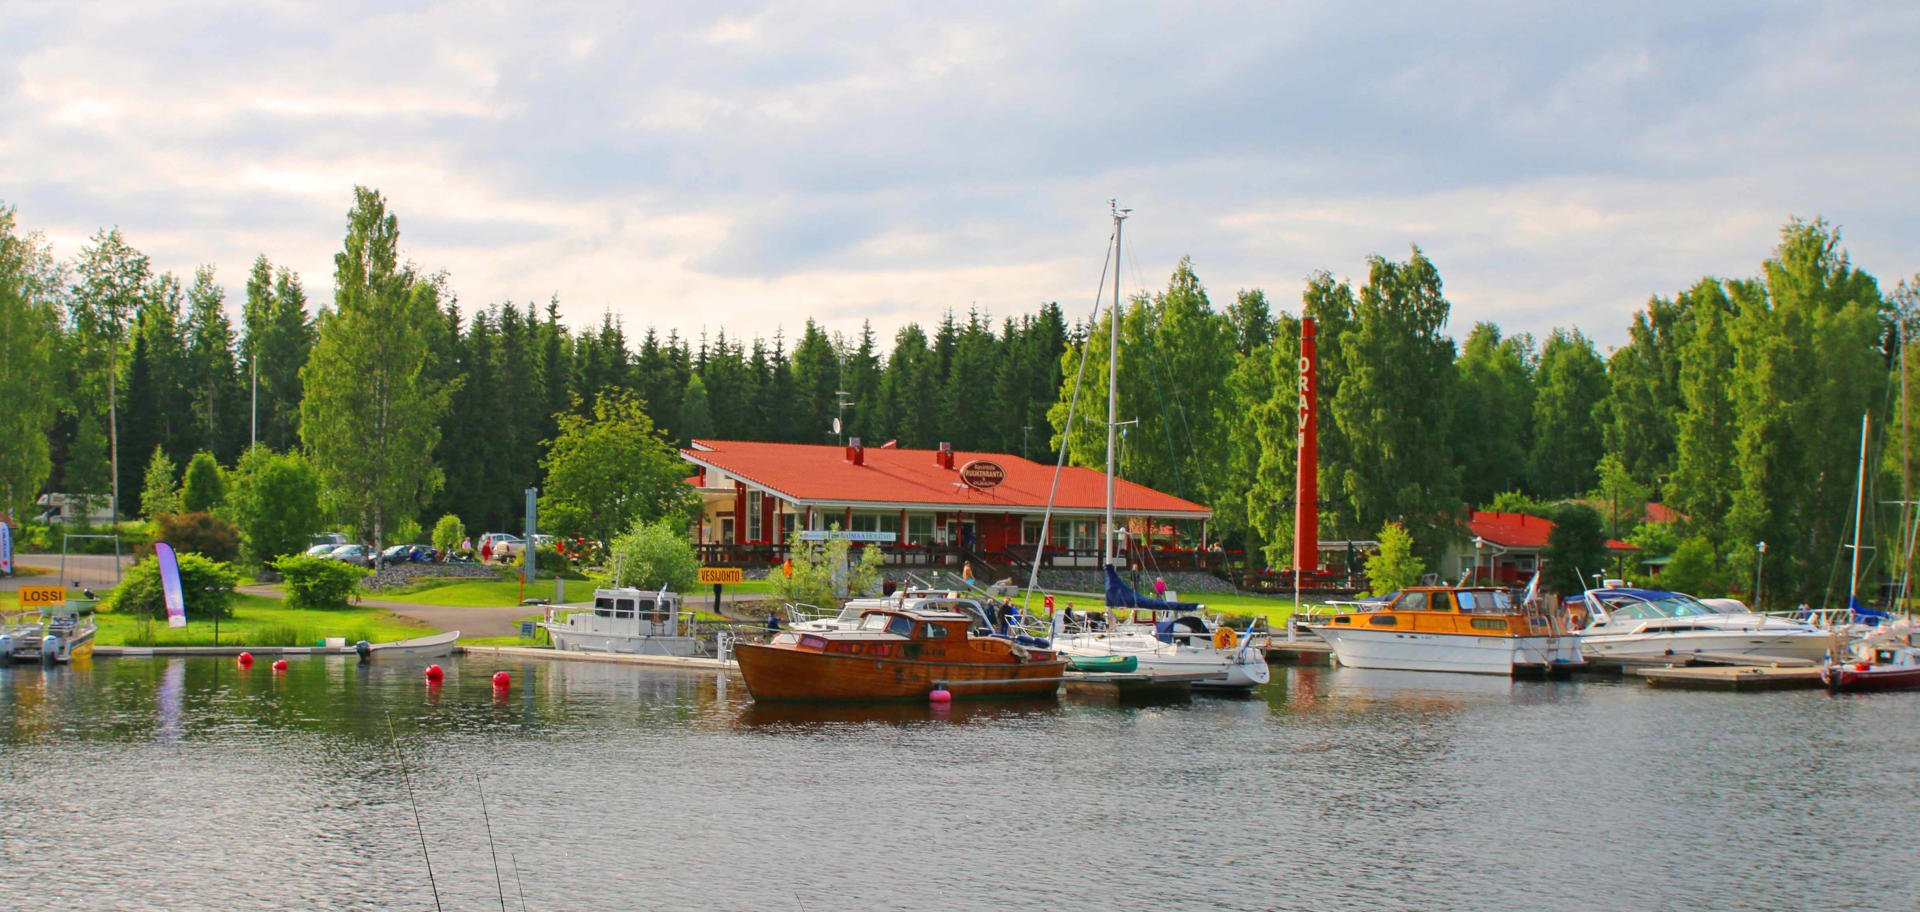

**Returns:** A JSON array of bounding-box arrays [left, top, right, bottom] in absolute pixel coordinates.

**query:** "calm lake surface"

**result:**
[[2, 655, 1915, 911]]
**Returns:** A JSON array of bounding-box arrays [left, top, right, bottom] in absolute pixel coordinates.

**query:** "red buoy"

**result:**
[[425, 664, 445, 682], [492, 671, 510, 688], [929, 687, 953, 704], [237, 652, 254, 668], [271, 659, 288, 672]]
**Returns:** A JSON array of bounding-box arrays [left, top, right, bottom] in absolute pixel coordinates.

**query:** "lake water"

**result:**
[[2, 655, 1915, 911]]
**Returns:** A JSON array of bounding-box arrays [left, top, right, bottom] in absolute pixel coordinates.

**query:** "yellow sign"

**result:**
[[18, 585, 67, 608], [697, 567, 743, 585]]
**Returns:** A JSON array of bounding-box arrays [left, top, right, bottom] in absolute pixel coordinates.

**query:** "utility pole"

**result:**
[[1022, 424, 1032, 461]]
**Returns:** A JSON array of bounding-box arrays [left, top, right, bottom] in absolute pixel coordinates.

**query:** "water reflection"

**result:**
[[733, 696, 1059, 728]]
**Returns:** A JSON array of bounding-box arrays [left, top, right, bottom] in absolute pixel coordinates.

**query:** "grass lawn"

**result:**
[[7, 565, 52, 578], [1001, 588, 1311, 628], [89, 593, 434, 647], [373, 577, 588, 607]]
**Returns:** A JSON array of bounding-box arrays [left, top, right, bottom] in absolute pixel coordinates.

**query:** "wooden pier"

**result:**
[[1264, 639, 1334, 665], [457, 644, 739, 672], [1636, 664, 1825, 691]]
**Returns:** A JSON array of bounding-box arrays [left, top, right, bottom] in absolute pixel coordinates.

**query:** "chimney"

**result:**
[[937, 441, 954, 470], [846, 438, 864, 466]]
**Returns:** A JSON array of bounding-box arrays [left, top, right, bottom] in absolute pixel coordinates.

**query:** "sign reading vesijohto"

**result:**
[[697, 567, 743, 585], [958, 459, 1006, 490]]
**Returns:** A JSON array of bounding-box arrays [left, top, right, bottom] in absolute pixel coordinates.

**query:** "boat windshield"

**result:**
[[1457, 591, 1512, 613], [1601, 594, 1718, 620], [859, 613, 891, 631]]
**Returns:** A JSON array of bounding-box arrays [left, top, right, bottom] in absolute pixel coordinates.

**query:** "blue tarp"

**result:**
[[1104, 566, 1203, 612]]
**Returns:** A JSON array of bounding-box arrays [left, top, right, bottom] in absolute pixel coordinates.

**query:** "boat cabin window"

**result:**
[[1396, 592, 1429, 612], [859, 614, 892, 631], [1458, 591, 1511, 614], [615, 599, 636, 618], [921, 622, 949, 638], [1367, 615, 1398, 626], [887, 615, 915, 637], [594, 597, 616, 617]]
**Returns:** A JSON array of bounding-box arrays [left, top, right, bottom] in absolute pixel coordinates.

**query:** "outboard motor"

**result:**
[[0, 634, 12, 660], [41, 635, 60, 663], [354, 639, 372, 662]]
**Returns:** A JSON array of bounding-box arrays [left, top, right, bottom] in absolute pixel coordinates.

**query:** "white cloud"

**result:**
[[2, 0, 1916, 353]]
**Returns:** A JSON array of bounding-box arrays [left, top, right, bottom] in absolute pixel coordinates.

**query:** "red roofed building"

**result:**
[[680, 439, 1214, 569], [1449, 511, 1638, 585]]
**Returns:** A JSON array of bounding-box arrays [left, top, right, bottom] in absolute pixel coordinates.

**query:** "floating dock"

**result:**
[[1636, 664, 1825, 691], [457, 644, 737, 672], [1265, 640, 1334, 665]]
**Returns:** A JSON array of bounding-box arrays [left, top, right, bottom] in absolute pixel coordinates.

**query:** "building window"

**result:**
[[1022, 519, 1043, 545], [748, 491, 763, 542], [906, 514, 933, 546]]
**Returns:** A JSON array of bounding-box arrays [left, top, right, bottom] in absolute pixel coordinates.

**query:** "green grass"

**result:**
[[90, 593, 434, 647], [372, 577, 583, 607], [1004, 588, 1308, 628], [7, 565, 52, 578]]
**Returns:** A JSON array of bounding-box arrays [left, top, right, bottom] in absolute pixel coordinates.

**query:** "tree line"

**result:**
[[2, 191, 1914, 608]]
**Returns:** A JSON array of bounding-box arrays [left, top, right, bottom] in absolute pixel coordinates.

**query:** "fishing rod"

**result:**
[[385, 712, 443, 912], [477, 775, 508, 912]]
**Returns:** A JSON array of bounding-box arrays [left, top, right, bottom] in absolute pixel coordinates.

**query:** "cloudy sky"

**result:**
[[4, 1, 1915, 350]]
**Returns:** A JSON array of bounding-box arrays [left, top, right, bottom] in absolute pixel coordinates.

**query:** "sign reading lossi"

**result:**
[[697, 567, 744, 585], [958, 459, 1006, 490], [18, 585, 67, 608]]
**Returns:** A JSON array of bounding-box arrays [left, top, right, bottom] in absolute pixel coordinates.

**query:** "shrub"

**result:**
[[607, 518, 697, 592], [391, 518, 422, 547], [275, 554, 368, 610], [431, 514, 465, 559], [769, 525, 887, 605], [1363, 521, 1425, 596], [225, 447, 325, 563], [139, 446, 180, 519], [104, 552, 242, 620], [181, 451, 227, 513], [151, 512, 242, 563], [517, 543, 571, 578]]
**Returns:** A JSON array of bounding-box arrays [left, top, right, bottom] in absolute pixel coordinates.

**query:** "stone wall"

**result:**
[[364, 562, 500, 590]]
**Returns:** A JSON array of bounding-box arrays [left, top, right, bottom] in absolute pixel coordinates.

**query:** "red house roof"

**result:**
[[681, 440, 1211, 517], [1471, 511, 1636, 551]]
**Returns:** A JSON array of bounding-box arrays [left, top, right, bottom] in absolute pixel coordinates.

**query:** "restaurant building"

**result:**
[[679, 439, 1215, 570]]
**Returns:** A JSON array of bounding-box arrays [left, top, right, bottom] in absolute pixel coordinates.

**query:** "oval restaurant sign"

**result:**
[[958, 459, 1006, 490]]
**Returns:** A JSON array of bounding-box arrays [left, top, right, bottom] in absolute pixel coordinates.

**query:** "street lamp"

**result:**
[[1754, 541, 1767, 610], [1472, 536, 1485, 584]]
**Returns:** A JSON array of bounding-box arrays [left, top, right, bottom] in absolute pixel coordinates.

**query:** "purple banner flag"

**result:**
[[155, 542, 188, 628], [0, 521, 11, 575]]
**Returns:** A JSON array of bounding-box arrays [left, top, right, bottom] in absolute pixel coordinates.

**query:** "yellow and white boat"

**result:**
[[1307, 586, 1580, 676]]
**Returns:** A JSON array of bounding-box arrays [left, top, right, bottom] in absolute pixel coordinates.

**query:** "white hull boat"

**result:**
[[366, 630, 460, 658], [1311, 626, 1580, 675], [541, 587, 703, 657], [1051, 608, 1270, 690], [1573, 588, 1834, 663]]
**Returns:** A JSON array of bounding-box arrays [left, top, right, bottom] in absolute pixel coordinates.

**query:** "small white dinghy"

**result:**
[[355, 630, 460, 659]]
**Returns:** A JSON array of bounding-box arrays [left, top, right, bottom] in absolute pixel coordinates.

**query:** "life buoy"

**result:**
[[1213, 626, 1238, 650]]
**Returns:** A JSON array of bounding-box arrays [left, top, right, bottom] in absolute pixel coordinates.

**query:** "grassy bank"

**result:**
[[90, 594, 434, 647]]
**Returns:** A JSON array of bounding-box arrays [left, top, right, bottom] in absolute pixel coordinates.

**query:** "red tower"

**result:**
[[1293, 317, 1319, 573]]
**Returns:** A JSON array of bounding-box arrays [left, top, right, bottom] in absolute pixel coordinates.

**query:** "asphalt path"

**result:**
[[235, 584, 774, 639]]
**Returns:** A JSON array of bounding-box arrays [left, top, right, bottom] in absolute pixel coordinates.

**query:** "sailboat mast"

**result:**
[[1105, 201, 1126, 571], [1851, 412, 1870, 605]]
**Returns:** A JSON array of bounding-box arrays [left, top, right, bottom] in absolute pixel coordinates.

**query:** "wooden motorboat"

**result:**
[[733, 605, 1067, 702], [359, 629, 460, 659], [1307, 586, 1583, 676], [1823, 634, 1920, 692]]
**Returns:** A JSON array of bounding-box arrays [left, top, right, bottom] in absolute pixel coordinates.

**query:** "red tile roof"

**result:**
[[1470, 511, 1636, 551], [681, 440, 1211, 517]]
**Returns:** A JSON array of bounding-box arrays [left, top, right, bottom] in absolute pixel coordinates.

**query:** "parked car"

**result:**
[[327, 544, 376, 568], [478, 533, 524, 563], [303, 544, 337, 558], [310, 532, 350, 548], [379, 544, 415, 566]]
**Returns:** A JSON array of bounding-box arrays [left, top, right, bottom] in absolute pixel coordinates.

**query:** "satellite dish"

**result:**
[[832, 417, 842, 434]]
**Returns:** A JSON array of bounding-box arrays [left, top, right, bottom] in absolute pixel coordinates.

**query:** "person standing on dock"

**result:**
[[1153, 576, 1167, 600]]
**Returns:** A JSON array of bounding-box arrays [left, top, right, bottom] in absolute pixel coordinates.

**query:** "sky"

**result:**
[[4, 1, 1916, 351]]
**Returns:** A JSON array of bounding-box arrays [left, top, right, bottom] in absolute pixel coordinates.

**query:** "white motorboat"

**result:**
[[540, 588, 702, 657], [361, 629, 460, 659], [1309, 586, 1582, 676], [1572, 588, 1834, 662], [1, 604, 96, 664]]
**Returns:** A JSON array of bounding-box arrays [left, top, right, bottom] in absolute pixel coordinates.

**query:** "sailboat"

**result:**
[[1025, 202, 1271, 691]]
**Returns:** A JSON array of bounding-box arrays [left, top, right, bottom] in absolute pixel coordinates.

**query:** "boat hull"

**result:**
[[1311, 626, 1581, 676], [367, 630, 460, 658], [542, 626, 701, 657], [733, 642, 1066, 701], [1052, 634, 1270, 689], [1579, 630, 1833, 663], [1822, 664, 1920, 692]]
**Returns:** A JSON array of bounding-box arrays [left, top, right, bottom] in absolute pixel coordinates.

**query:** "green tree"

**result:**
[[184, 264, 244, 460], [1527, 328, 1609, 497], [180, 451, 226, 513], [1669, 281, 1738, 540], [138, 446, 179, 519], [1327, 248, 1461, 557], [607, 517, 698, 592], [1363, 521, 1425, 596], [0, 204, 61, 522], [300, 187, 451, 547], [1602, 295, 1692, 495], [70, 226, 153, 523], [225, 447, 325, 562], [540, 391, 700, 545], [431, 513, 465, 559], [1485, 490, 1552, 518], [1542, 503, 1608, 594], [67, 414, 113, 523], [676, 374, 715, 445], [770, 525, 888, 604], [1452, 323, 1534, 506], [241, 257, 315, 452], [1591, 452, 1650, 546], [1652, 535, 1734, 598]]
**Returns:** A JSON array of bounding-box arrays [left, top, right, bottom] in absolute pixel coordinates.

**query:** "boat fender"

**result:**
[[41, 635, 60, 662], [354, 640, 372, 661], [1008, 643, 1031, 663], [1213, 627, 1238, 650]]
